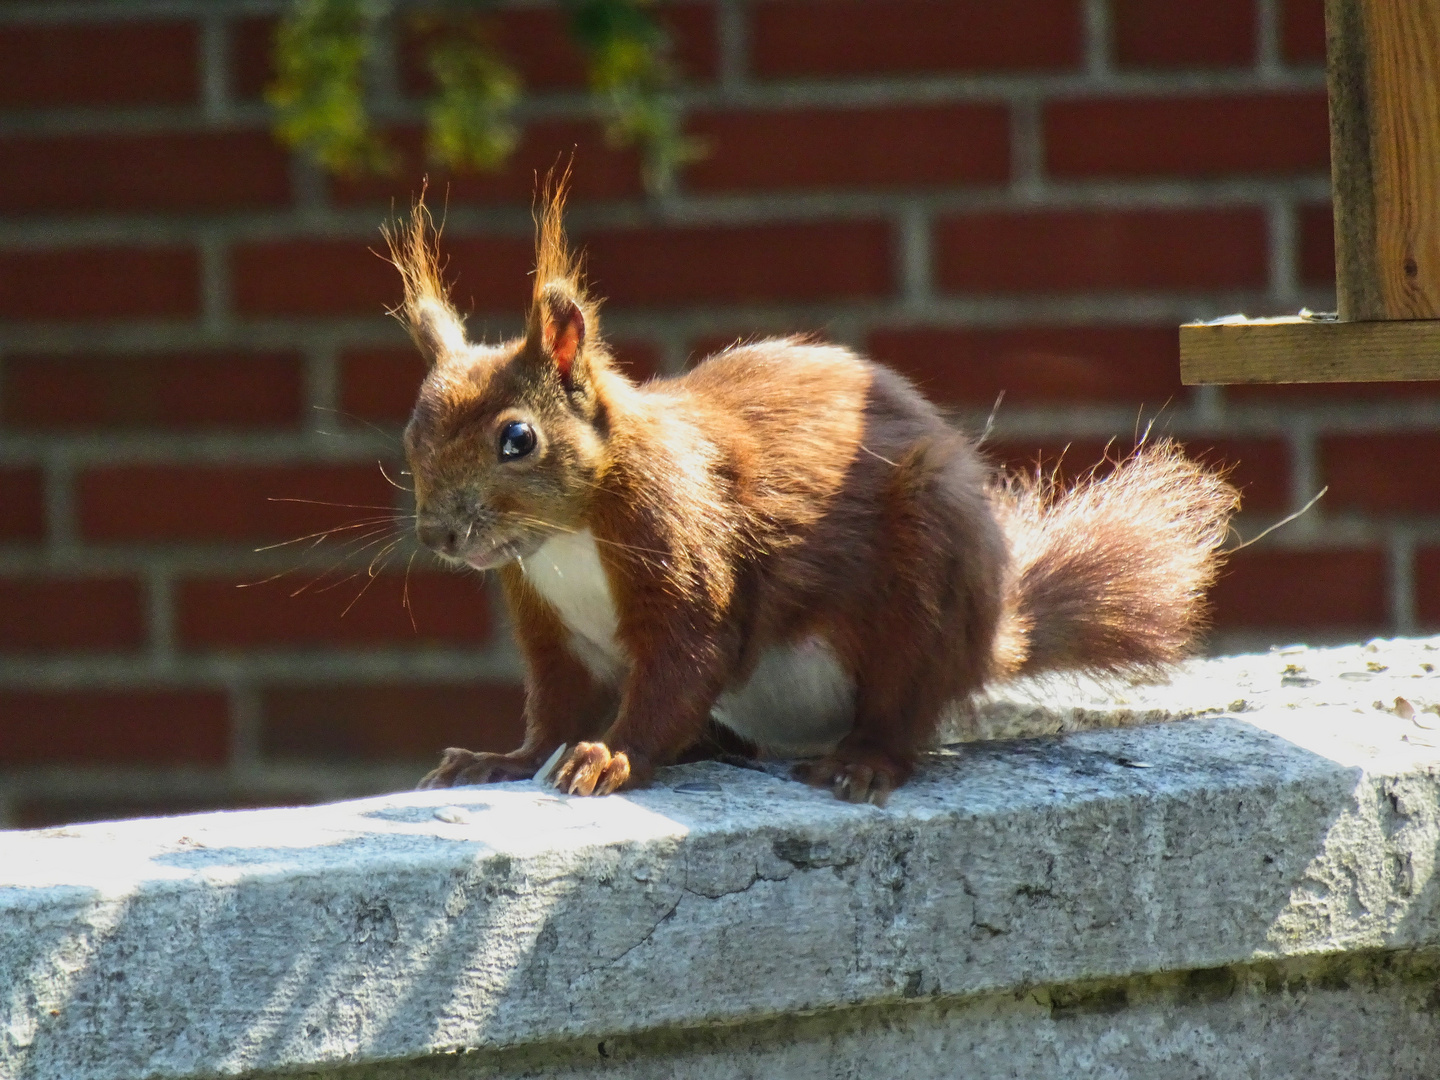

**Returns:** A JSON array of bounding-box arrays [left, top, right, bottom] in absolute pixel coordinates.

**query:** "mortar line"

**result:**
[[198, 231, 231, 335], [228, 682, 265, 769], [304, 340, 342, 436], [1008, 94, 1045, 199], [896, 202, 934, 312], [1192, 384, 1225, 427], [200, 12, 231, 122], [1083, 0, 1112, 79], [1286, 422, 1322, 539], [42, 457, 76, 547], [1256, 0, 1283, 79], [1267, 196, 1299, 308], [715, 0, 749, 97], [145, 563, 178, 661], [1388, 527, 1418, 634]]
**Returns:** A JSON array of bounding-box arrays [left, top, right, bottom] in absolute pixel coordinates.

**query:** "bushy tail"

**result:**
[[990, 440, 1239, 680]]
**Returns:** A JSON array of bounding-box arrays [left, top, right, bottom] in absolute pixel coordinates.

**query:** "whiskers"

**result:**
[[497, 510, 672, 568], [238, 482, 425, 631]]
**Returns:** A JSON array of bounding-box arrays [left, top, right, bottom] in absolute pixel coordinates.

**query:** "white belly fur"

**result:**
[[712, 637, 855, 756], [522, 530, 627, 682], [524, 531, 855, 754]]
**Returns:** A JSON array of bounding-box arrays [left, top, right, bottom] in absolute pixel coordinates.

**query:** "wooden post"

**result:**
[[1179, 0, 1440, 384], [1327, 0, 1440, 320]]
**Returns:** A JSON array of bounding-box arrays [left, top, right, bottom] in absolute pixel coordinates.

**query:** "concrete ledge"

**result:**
[[5, 638, 1440, 1079]]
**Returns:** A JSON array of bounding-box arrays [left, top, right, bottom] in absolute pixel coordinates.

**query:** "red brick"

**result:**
[[0, 131, 290, 214], [1298, 202, 1336, 287], [986, 437, 1289, 513], [581, 221, 893, 306], [77, 464, 397, 542], [339, 348, 429, 424], [610, 339, 664, 383], [1281, 0, 1327, 64], [399, 3, 717, 93], [685, 104, 1010, 192], [177, 572, 490, 649], [3, 352, 304, 429], [935, 209, 1268, 293], [0, 467, 44, 541], [232, 237, 532, 317], [1320, 436, 1440, 515], [0, 247, 199, 321], [0, 577, 146, 651], [1113, 0, 1255, 68], [0, 22, 197, 107], [1209, 549, 1387, 628], [0, 689, 230, 766], [261, 683, 524, 760], [752, 0, 1083, 77], [232, 16, 278, 100], [867, 325, 1184, 406], [1183, 439, 1291, 513], [1045, 94, 1330, 178], [329, 121, 645, 207]]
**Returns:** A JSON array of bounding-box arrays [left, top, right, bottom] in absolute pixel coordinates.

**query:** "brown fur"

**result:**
[[390, 182, 1238, 803], [989, 443, 1239, 680]]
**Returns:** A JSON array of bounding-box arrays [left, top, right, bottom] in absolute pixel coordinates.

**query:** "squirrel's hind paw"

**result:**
[[793, 750, 907, 806]]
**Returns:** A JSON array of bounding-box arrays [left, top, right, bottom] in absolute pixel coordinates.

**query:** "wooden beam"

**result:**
[[1181, 1, 1440, 384], [1326, 0, 1440, 320], [1180, 315, 1440, 384]]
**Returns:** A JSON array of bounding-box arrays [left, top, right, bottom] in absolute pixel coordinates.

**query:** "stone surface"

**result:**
[[277, 951, 1440, 1080], [4, 638, 1440, 1079]]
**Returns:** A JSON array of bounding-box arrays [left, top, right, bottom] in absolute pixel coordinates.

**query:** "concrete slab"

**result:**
[[4, 638, 1440, 1079]]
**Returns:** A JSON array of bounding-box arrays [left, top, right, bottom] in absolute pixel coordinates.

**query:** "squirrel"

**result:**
[[387, 180, 1239, 804]]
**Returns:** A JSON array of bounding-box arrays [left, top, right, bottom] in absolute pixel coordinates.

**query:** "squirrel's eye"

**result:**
[[498, 420, 537, 462]]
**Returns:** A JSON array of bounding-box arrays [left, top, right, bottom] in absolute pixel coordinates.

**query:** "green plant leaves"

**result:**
[[266, 0, 700, 194]]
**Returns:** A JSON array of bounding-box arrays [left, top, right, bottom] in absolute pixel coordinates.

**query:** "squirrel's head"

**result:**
[[386, 179, 618, 570]]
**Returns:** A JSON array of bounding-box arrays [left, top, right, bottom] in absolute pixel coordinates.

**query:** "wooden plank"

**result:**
[[1326, 0, 1440, 320], [1179, 315, 1440, 384]]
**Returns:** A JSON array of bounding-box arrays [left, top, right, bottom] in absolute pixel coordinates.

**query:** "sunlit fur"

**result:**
[[990, 442, 1240, 681], [389, 179, 1239, 803]]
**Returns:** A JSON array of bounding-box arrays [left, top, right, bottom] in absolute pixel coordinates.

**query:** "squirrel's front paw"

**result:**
[[417, 748, 536, 789], [550, 741, 647, 796]]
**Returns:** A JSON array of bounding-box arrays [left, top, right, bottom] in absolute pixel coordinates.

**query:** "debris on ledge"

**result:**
[[958, 635, 1440, 746]]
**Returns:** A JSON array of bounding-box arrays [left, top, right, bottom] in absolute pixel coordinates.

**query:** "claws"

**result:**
[[550, 741, 633, 796], [417, 747, 538, 789], [793, 755, 899, 807]]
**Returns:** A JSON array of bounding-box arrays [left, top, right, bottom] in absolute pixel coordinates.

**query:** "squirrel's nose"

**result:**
[[417, 520, 459, 556]]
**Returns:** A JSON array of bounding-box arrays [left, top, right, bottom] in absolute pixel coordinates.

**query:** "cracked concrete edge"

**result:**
[[265, 948, 1440, 1080], [3, 638, 1440, 1079]]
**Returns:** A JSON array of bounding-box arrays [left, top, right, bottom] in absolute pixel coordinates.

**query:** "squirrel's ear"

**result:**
[[384, 200, 468, 367], [541, 289, 586, 382], [409, 298, 469, 367]]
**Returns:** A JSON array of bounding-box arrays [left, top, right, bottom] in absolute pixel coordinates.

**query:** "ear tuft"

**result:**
[[382, 192, 469, 366], [541, 289, 586, 383], [533, 165, 582, 304]]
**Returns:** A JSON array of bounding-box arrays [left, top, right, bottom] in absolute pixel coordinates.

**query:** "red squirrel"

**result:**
[[390, 183, 1238, 804]]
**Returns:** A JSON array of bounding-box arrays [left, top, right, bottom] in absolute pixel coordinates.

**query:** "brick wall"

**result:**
[[0, 0, 1428, 827]]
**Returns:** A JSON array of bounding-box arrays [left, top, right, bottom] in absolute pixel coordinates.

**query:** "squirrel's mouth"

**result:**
[[463, 533, 542, 571]]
